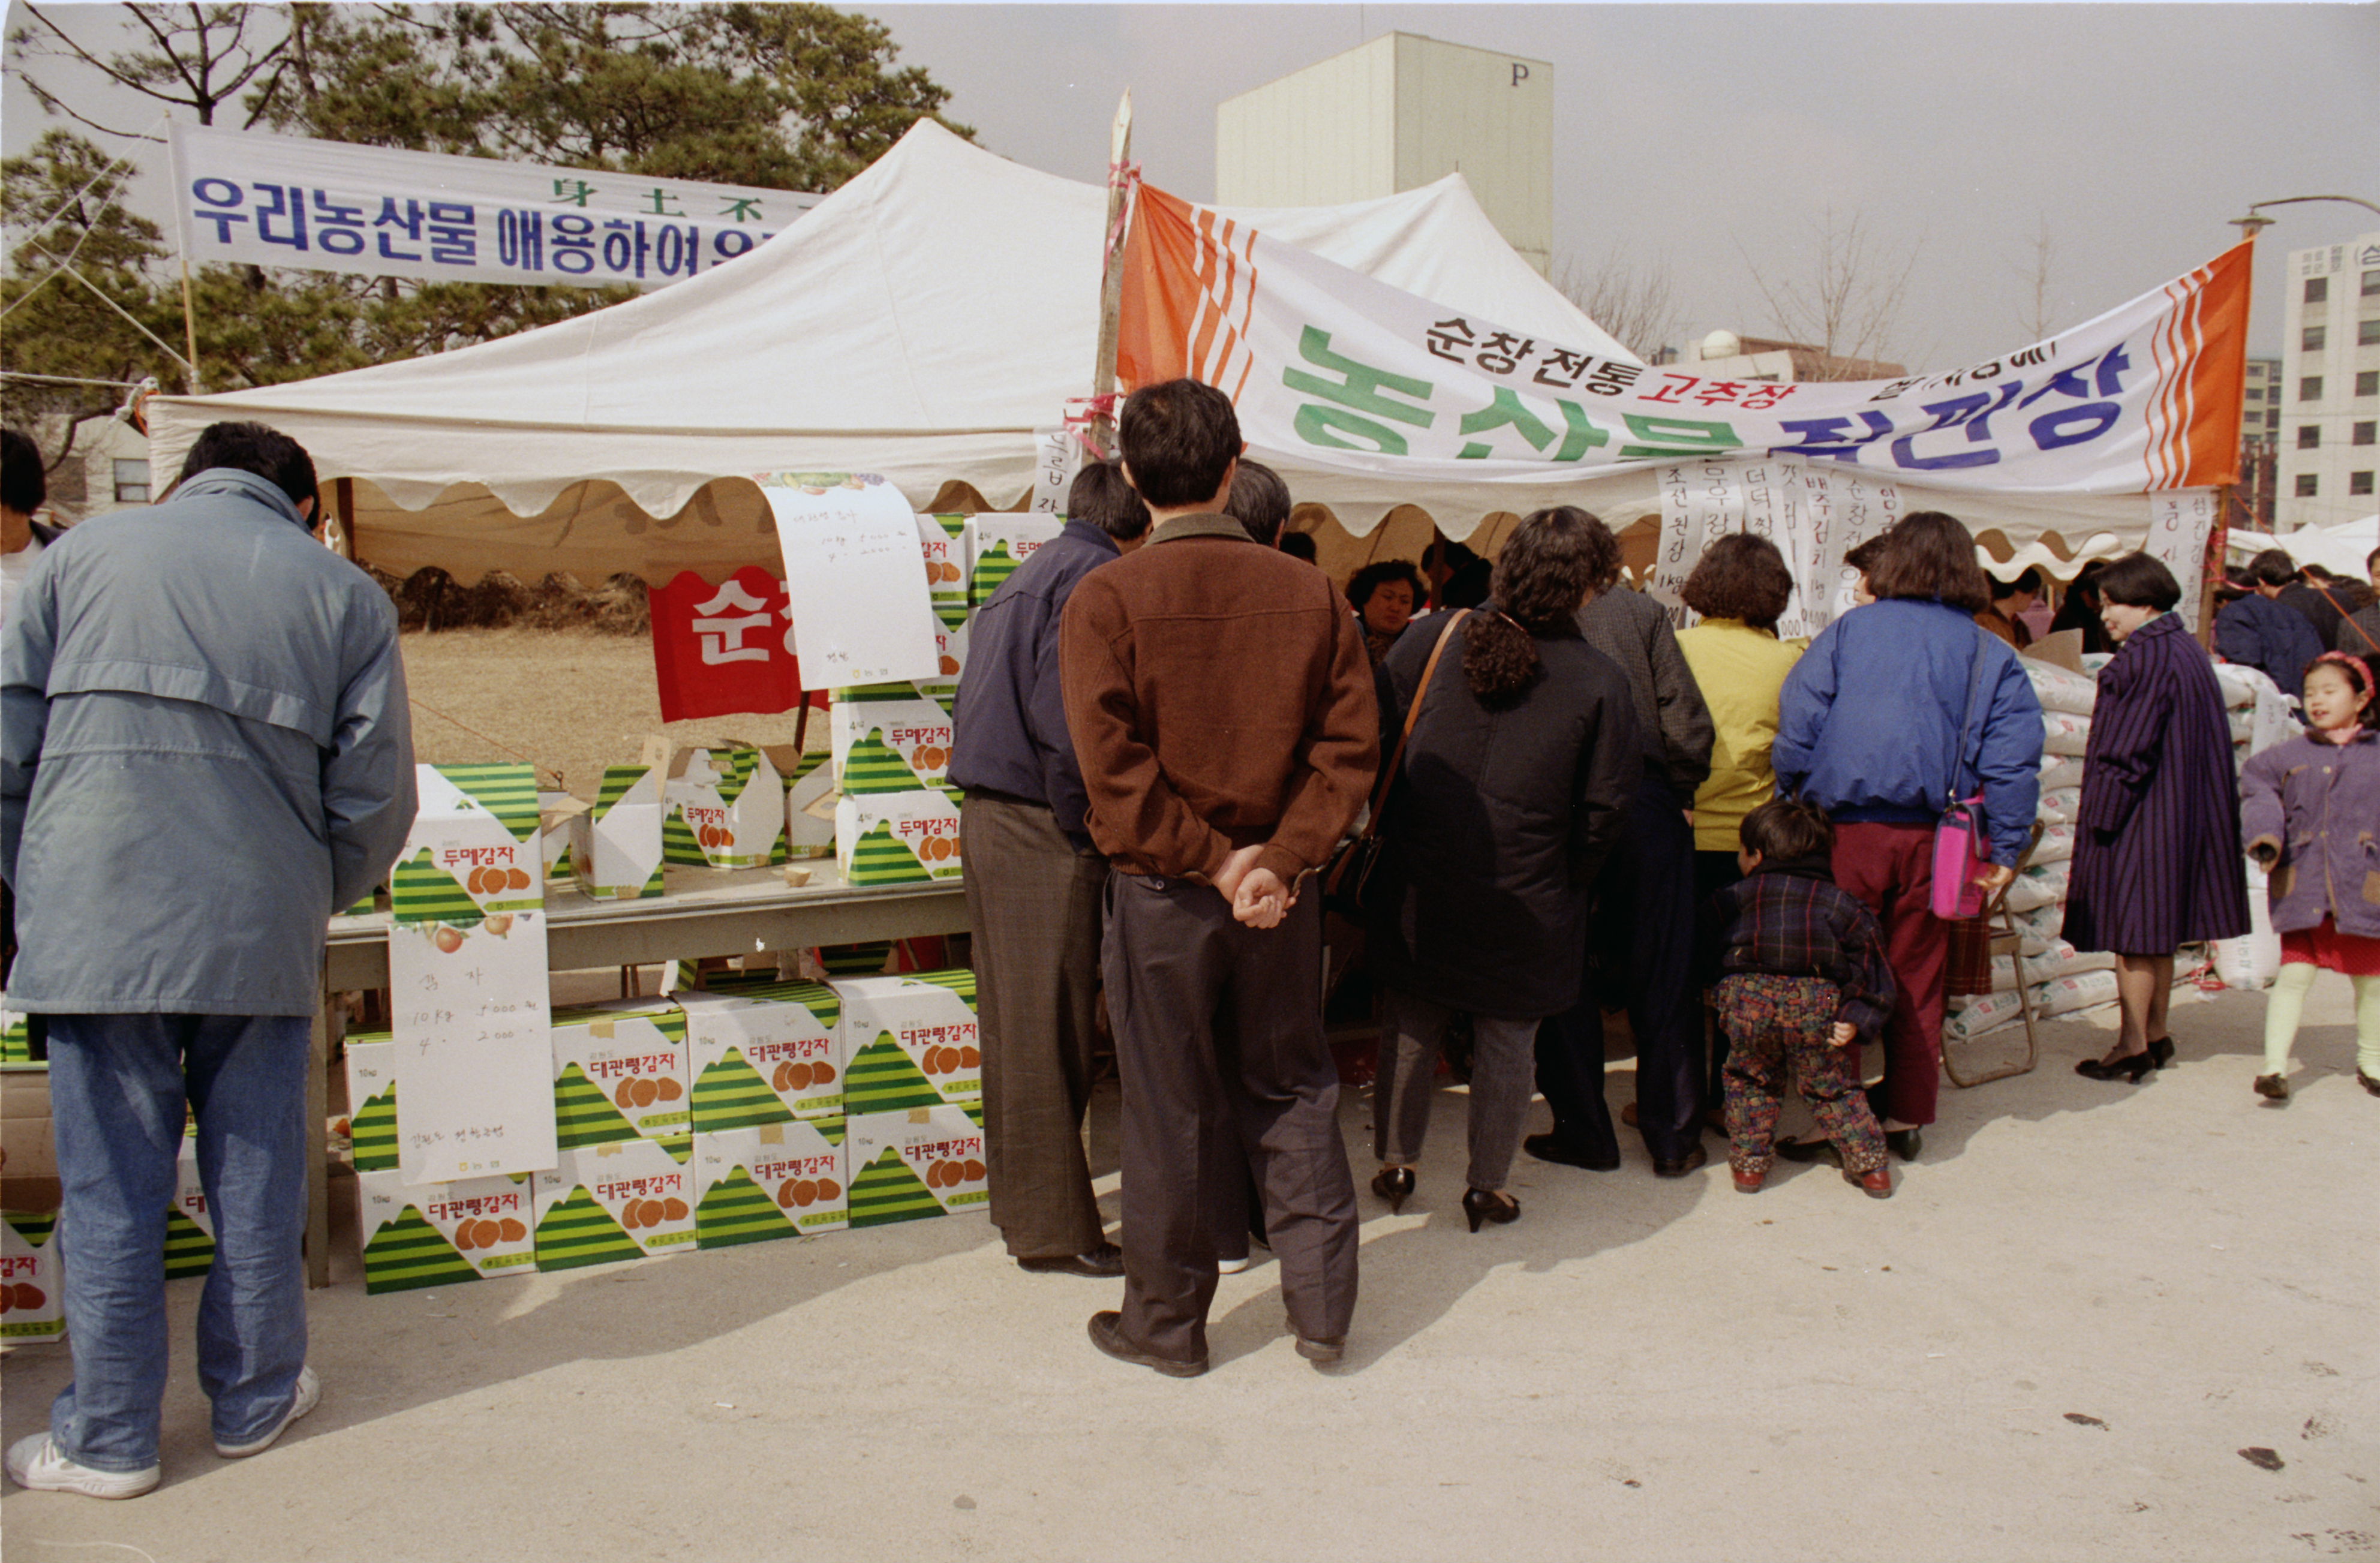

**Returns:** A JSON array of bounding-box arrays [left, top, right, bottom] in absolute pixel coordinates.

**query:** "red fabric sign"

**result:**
[[648, 567, 825, 722]]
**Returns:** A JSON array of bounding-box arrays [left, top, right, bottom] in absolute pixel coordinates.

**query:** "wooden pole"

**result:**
[[1087, 89, 1135, 459], [179, 253, 202, 396], [334, 476, 358, 563]]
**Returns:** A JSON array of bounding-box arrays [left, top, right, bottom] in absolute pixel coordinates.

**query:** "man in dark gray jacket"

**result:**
[[1528, 522, 1716, 1178], [3, 422, 414, 1497]]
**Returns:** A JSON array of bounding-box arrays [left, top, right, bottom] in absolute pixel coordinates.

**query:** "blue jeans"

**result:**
[[44, 1014, 311, 1471]]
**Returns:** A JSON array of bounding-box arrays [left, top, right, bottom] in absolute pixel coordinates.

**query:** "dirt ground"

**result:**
[[398, 626, 825, 801]]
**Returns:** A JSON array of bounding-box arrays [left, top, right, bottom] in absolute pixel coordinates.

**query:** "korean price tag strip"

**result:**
[[387, 764, 561, 1185]]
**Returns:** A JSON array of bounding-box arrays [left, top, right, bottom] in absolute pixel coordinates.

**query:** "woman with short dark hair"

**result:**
[[1773, 512, 2045, 1162], [1365, 508, 1639, 1230], [2065, 553, 2251, 1080], [1676, 533, 1806, 1120], [1347, 560, 1429, 665]]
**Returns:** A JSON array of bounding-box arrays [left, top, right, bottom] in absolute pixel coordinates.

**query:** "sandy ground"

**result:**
[[4, 983, 2374, 1562], [398, 627, 824, 801]]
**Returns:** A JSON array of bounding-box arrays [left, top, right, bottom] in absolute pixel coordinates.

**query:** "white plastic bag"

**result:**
[[2210, 861, 2281, 990]]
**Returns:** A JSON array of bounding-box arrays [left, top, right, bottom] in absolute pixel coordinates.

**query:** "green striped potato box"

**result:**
[[531, 1136, 697, 1272], [830, 695, 954, 796], [835, 789, 963, 885], [831, 971, 979, 1116], [537, 790, 582, 888], [678, 982, 842, 1128], [830, 600, 970, 703], [659, 744, 785, 869], [570, 766, 665, 900], [0, 1002, 35, 1068], [392, 763, 545, 927], [357, 1170, 537, 1295], [1, 1210, 65, 1339], [918, 512, 966, 605], [693, 1119, 846, 1247], [164, 1134, 215, 1280], [845, 1104, 987, 1228], [344, 1032, 398, 1171], [551, 999, 689, 1147], [961, 514, 1063, 608], [779, 747, 836, 858]]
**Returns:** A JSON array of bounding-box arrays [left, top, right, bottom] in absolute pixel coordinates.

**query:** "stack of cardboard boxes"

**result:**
[[345, 967, 983, 1294]]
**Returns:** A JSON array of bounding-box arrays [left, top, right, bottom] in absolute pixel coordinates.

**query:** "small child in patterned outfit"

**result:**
[[1699, 796, 1899, 1198]]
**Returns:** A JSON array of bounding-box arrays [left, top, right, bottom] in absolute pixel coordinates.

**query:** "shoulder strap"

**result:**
[[1357, 609, 1471, 843], [1951, 629, 1992, 805]]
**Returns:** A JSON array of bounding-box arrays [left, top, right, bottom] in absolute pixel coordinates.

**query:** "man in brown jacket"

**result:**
[[1060, 379, 1377, 1376]]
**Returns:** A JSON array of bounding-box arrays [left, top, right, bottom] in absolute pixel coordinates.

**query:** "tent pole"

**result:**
[[1089, 89, 1135, 459], [179, 253, 203, 396]]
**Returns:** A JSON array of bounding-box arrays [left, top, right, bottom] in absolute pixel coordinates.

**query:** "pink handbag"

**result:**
[[1928, 639, 1994, 919]]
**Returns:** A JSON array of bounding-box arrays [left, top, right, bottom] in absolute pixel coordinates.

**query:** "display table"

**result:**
[[306, 862, 969, 1286]]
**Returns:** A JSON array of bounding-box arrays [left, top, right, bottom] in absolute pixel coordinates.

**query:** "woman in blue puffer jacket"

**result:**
[[1772, 513, 2045, 1161]]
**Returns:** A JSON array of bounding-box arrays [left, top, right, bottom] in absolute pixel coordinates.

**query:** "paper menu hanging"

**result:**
[[760, 473, 942, 690], [389, 764, 560, 1185]]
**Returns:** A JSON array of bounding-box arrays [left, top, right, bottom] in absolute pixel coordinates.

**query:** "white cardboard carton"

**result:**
[[1, 1212, 64, 1340], [570, 765, 665, 899], [836, 789, 963, 885], [833, 971, 979, 1116], [679, 981, 843, 1128], [357, 1170, 537, 1294], [551, 999, 690, 1147], [693, 1120, 847, 1246], [658, 743, 786, 869], [846, 1106, 986, 1227], [961, 513, 1064, 608], [830, 696, 956, 795], [532, 1137, 698, 1270]]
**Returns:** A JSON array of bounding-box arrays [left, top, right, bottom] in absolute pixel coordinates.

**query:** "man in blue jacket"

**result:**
[[2215, 549, 2325, 698], [948, 460, 1149, 1279], [2, 422, 414, 1497]]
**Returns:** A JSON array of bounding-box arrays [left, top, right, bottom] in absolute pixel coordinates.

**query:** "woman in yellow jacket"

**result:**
[[1676, 534, 1806, 1121]]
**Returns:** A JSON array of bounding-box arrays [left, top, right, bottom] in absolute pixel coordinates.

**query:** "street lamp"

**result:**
[[2231, 194, 2380, 242]]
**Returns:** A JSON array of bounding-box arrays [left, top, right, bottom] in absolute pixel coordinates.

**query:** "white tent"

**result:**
[[2227, 515, 2380, 580], [146, 120, 1637, 581]]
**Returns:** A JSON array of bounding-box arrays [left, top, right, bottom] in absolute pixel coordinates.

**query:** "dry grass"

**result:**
[[399, 626, 823, 801]]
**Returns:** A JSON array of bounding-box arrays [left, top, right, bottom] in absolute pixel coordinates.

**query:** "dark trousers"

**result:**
[[1535, 773, 1703, 1163], [1693, 850, 1745, 1113], [961, 793, 1108, 1260], [1831, 822, 1948, 1128], [1103, 874, 1358, 1364]]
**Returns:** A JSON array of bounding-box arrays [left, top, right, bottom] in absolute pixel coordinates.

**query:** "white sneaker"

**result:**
[[215, 1366, 320, 1459], [4, 1433, 160, 1499], [1217, 1254, 1253, 1275]]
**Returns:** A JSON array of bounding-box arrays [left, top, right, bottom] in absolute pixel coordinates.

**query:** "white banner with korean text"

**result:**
[[166, 123, 818, 289], [1118, 183, 2253, 497], [2147, 488, 2219, 633], [1650, 458, 1902, 639]]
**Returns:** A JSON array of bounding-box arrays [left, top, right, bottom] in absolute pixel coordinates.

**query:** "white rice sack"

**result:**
[[1992, 940, 2117, 992], [2038, 787, 2082, 825], [2003, 874, 2059, 915], [2213, 664, 2259, 711], [2030, 968, 2121, 1018], [2031, 823, 2077, 865], [2024, 659, 2099, 716], [2080, 653, 2115, 677], [2021, 859, 2071, 899], [1945, 989, 2027, 1041], [2015, 902, 2066, 939], [2210, 862, 2280, 990], [2039, 756, 2085, 792], [2042, 711, 2093, 756]]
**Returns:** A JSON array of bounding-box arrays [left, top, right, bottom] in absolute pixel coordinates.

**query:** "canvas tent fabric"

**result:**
[[2226, 515, 2380, 580], [145, 120, 1635, 580]]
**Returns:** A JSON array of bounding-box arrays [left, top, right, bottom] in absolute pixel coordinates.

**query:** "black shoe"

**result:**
[[1522, 1134, 1619, 1172], [1885, 1127, 1922, 1163], [2075, 1052, 2154, 1083], [1651, 1143, 1709, 1179], [1020, 1242, 1125, 1278], [2361, 1069, 2380, 1098], [1461, 1188, 1520, 1233], [1293, 1332, 1345, 1364], [1774, 1136, 1841, 1168], [1087, 1311, 1206, 1378], [2148, 1036, 2176, 1069], [2253, 1073, 2289, 1102], [1370, 1165, 1416, 1215]]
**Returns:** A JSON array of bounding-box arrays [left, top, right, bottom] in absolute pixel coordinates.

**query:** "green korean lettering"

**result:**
[[1456, 390, 1611, 462], [1618, 414, 1744, 459], [552, 178, 597, 207], [642, 188, 687, 217], [720, 196, 767, 223]]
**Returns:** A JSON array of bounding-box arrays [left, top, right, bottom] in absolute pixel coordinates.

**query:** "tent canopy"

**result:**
[[148, 119, 1637, 579], [2227, 515, 2380, 581]]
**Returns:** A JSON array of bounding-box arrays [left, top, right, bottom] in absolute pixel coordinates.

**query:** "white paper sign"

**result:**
[[1650, 460, 1747, 627], [761, 474, 943, 689], [2147, 488, 2217, 633], [389, 766, 559, 1184], [1029, 426, 1079, 515], [1814, 467, 1905, 624]]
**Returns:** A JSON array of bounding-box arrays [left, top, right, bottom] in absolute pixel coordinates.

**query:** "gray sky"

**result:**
[[8, 2, 2377, 370]]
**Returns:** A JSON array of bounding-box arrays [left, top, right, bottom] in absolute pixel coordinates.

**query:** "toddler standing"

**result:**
[[1700, 798, 1900, 1197], [2240, 651, 2380, 1101]]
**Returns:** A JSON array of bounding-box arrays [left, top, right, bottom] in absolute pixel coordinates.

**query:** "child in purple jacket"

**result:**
[[1700, 797, 1899, 1197], [2241, 651, 2380, 1102]]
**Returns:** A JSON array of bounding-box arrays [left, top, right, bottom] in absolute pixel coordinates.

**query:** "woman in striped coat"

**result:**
[[2063, 554, 2252, 1081]]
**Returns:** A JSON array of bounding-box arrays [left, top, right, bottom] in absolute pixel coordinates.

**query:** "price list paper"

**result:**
[[388, 764, 560, 1185], [2147, 488, 2217, 633], [760, 473, 943, 689]]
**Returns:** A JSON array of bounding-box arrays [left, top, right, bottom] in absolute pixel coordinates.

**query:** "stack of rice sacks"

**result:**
[[1944, 656, 2120, 1042], [1946, 648, 2298, 1044]]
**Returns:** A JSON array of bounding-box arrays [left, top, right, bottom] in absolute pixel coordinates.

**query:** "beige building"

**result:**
[[2241, 356, 2280, 449], [28, 414, 151, 528], [1216, 32, 1553, 276], [2275, 232, 2380, 531]]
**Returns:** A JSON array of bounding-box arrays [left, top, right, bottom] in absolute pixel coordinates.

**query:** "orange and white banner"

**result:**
[[1117, 182, 2249, 495]]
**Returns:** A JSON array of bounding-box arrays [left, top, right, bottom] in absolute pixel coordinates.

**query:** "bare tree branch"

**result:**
[[1552, 247, 1682, 363], [1739, 208, 1922, 380], [2012, 215, 2057, 342]]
